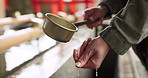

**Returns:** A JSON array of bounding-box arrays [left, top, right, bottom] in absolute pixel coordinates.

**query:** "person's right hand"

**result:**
[[84, 5, 109, 29], [73, 37, 110, 69]]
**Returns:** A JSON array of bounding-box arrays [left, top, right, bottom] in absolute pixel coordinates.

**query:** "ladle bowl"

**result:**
[[42, 13, 91, 42], [43, 13, 78, 42]]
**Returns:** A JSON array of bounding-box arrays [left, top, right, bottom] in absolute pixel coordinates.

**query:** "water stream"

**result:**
[[96, 69, 98, 77], [77, 68, 80, 77]]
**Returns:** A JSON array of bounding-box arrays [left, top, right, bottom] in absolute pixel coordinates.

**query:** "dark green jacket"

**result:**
[[99, 0, 148, 55]]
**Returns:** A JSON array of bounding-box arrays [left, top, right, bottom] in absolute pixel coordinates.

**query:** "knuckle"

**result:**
[[84, 9, 90, 13]]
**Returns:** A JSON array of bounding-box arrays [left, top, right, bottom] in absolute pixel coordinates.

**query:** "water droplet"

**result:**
[[77, 68, 80, 78], [96, 69, 98, 77]]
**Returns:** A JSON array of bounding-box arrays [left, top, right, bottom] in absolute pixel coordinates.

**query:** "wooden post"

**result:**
[[4, 0, 8, 9], [32, 0, 41, 13], [51, 0, 58, 14], [89, 0, 94, 7], [58, 0, 65, 12], [70, 0, 77, 14], [85, 0, 89, 8], [0, 0, 5, 18]]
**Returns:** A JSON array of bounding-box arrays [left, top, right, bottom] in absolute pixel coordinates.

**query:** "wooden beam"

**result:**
[[0, 14, 35, 26], [0, 27, 43, 52], [0, 0, 5, 18]]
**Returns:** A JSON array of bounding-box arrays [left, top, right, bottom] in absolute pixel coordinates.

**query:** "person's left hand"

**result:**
[[73, 37, 110, 69]]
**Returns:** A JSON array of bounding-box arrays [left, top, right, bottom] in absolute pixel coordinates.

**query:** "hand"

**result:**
[[73, 37, 110, 69], [84, 5, 108, 29]]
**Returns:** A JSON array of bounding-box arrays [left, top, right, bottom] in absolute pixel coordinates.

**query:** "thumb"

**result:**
[[75, 51, 92, 68]]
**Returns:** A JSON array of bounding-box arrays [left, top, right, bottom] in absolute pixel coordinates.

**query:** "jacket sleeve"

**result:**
[[99, 0, 128, 14], [100, 0, 148, 55]]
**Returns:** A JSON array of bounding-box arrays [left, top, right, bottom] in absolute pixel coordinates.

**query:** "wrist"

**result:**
[[99, 37, 110, 50]]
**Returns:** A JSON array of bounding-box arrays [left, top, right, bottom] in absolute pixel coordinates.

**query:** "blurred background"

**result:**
[[0, 0, 147, 78]]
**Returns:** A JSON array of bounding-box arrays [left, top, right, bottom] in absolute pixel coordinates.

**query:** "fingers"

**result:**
[[86, 18, 103, 28], [75, 38, 92, 68], [84, 8, 102, 22], [80, 38, 92, 56], [84, 9, 94, 21], [76, 50, 94, 68], [73, 49, 79, 62], [88, 9, 102, 22], [79, 41, 87, 57], [84, 7, 105, 29], [86, 24, 93, 29], [87, 37, 92, 42], [90, 18, 104, 27], [74, 38, 92, 63], [81, 62, 98, 69]]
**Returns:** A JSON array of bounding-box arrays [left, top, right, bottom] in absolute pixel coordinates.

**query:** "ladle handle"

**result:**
[[73, 20, 92, 27]]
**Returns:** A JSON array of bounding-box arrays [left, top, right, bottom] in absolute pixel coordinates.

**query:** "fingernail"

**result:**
[[75, 62, 81, 67]]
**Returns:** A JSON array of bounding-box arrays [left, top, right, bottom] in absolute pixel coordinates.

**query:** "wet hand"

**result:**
[[73, 37, 110, 69]]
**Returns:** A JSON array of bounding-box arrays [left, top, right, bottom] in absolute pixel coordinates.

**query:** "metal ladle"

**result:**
[[42, 13, 91, 42]]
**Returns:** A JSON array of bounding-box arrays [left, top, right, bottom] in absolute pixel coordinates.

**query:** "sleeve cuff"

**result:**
[[100, 26, 131, 55]]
